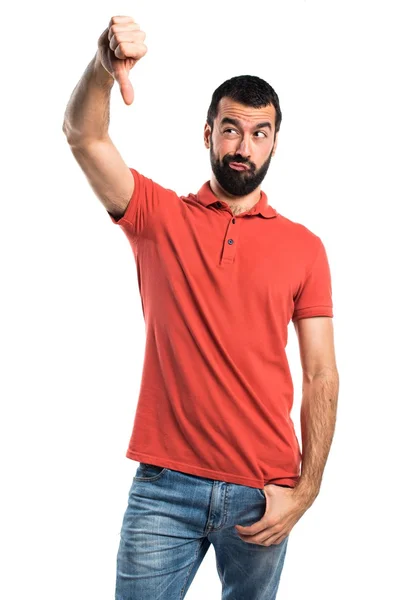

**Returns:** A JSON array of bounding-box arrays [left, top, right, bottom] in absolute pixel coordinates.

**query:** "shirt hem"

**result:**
[[126, 450, 298, 489], [292, 305, 333, 320]]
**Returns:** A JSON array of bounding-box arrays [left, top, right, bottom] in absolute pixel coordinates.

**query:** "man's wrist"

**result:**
[[92, 54, 115, 88], [292, 477, 320, 507]]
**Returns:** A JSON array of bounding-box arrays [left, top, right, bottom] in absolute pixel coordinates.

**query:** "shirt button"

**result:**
[[227, 239, 234, 245]]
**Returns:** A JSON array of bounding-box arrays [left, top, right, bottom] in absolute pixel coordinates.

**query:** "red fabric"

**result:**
[[108, 168, 333, 489]]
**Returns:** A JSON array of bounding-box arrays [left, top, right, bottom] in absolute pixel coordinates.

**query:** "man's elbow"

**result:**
[[302, 365, 339, 386]]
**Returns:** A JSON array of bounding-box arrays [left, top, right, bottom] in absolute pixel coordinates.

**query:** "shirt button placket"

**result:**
[[226, 217, 237, 259]]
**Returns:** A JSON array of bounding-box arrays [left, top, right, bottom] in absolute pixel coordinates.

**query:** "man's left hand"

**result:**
[[235, 484, 309, 546]]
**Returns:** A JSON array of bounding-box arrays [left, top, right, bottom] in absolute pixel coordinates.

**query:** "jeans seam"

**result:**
[[179, 537, 208, 600], [214, 550, 225, 587]]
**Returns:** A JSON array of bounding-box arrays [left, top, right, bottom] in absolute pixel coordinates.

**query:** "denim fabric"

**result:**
[[115, 463, 289, 599]]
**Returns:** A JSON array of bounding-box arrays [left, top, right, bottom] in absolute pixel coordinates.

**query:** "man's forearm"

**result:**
[[62, 54, 114, 144], [293, 368, 339, 507]]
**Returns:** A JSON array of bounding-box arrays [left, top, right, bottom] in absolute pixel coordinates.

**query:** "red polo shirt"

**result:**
[[108, 168, 333, 489]]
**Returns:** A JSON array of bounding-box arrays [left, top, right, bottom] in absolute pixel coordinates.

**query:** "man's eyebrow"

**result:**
[[220, 117, 272, 131]]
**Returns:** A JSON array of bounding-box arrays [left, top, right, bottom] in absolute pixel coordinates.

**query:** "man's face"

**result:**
[[205, 97, 278, 197]]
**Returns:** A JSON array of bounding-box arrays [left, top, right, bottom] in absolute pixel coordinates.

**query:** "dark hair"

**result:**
[[206, 75, 282, 138]]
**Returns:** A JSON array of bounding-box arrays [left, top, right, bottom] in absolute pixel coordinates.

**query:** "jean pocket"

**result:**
[[134, 462, 168, 482], [257, 487, 266, 501]]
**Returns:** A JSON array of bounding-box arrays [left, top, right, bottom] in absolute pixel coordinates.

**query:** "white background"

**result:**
[[1, 1, 399, 598]]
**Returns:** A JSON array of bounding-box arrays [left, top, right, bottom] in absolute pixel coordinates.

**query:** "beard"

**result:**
[[209, 136, 274, 197]]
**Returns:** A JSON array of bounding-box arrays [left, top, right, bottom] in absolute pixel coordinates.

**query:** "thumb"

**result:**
[[115, 66, 134, 106]]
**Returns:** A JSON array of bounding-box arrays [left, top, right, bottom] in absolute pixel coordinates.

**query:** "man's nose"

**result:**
[[237, 135, 251, 157]]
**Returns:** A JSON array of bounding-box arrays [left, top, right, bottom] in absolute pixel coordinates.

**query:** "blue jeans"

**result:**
[[115, 462, 289, 599]]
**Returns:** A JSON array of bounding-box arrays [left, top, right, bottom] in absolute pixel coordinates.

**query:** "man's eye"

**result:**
[[224, 129, 267, 137]]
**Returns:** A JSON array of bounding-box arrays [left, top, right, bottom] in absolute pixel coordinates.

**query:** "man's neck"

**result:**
[[209, 176, 261, 216]]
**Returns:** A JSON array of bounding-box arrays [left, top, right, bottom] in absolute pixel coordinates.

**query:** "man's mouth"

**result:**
[[229, 162, 250, 171]]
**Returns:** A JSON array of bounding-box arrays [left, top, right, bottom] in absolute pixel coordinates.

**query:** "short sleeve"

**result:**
[[107, 168, 177, 237], [292, 238, 334, 321]]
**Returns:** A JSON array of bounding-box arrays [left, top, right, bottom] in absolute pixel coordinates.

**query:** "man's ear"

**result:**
[[271, 131, 279, 156], [204, 123, 211, 149]]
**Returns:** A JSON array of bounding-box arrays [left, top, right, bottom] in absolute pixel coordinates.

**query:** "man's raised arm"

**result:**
[[62, 15, 147, 220]]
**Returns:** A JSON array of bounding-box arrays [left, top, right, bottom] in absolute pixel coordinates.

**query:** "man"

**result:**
[[63, 15, 339, 600]]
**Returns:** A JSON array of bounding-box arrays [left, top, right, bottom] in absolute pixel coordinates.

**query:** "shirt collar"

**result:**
[[196, 181, 278, 219]]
